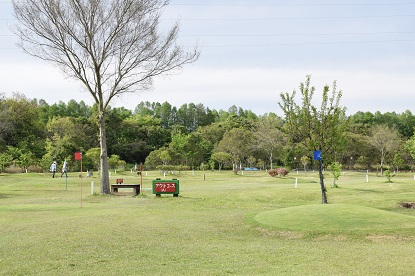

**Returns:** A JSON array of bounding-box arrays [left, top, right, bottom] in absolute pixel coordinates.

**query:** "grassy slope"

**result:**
[[1, 170, 415, 275]]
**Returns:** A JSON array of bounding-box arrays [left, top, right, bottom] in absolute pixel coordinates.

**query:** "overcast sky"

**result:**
[[1, 0, 415, 116]]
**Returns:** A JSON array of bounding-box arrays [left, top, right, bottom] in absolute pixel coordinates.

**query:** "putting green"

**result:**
[[254, 204, 415, 232]]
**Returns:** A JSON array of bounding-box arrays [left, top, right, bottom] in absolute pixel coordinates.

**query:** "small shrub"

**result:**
[[327, 161, 342, 188], [268, 168, 289, 177], [276, 168, 289, 177], [268, 168, 278, 177], [385, 169, 395, 182]]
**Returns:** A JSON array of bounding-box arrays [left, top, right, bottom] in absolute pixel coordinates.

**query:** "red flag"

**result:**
[[74, 152, 82, 161]]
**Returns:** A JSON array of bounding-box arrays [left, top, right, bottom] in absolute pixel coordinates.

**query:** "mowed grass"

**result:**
[[1, 170, 415, 275]]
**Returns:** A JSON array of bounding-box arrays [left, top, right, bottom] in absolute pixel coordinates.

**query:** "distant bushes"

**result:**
[[268, 168, 289, 177], [27, 165, 43, 173], [156, 165, 190, 174], [3, 165, 25, 174], [2, 164, 44, 173]]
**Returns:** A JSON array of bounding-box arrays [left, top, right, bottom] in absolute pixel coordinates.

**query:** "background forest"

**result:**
[[1, 92, 415, 174]]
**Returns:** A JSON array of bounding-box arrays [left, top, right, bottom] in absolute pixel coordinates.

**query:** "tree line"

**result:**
[[2, 91, 415, 175]]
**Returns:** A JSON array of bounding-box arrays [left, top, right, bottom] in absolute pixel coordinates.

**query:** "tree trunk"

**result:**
[[319, 159, 328, 204], [98, 112, 110, 194], [380, 156, 384, 175]]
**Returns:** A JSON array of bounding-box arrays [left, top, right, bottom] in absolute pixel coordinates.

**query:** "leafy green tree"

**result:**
[[355, 155, 369, 170], [0, 94, 13, 151], [44, 117, 90, 162], [108, 155, 124, 170], [393, 153, 405, 173], [134, 101, 156, 117], [195, 123, 226, 149], [110, 115, 170, 164], [211, 152, 231, 171], [403, 131, 415, 169], [174, 103, 216, 133], [397, 110, 415, 138], [183, 132, 211, 168], [0, 152, 13, 172], [278, 75, 348, 204], [85, 148, 101, 171], [169, 132, 188, 165], [216, 128, 254, 171], [13, 0, 199, 194], [247, 156, 257, 168], [0, 93, 46, 158], [144, 149, 161, 169], [156, 101, 175, 129], [159, 149, 171, 166], [66, 100, 92, 118], [18, 152, 36, 172]]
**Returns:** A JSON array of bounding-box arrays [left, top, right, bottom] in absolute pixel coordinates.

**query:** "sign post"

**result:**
[[314, 150, 327, 204], [74, 152, 83, 207], [140, 163, 143, 193], [152, 179, 180, 197]]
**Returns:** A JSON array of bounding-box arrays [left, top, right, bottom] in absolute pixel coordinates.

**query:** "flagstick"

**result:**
[[80, 156, 83, 207]]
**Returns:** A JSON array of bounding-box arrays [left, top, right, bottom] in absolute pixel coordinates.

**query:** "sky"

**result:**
[[1, 0, 415, 116]]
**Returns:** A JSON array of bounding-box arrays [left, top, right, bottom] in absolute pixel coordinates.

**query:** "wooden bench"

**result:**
[[111, 184, 140, 196], [111, 179, 140, 195]]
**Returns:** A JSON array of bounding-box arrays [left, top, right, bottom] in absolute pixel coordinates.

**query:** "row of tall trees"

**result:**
[[2, 91, 414, 174]]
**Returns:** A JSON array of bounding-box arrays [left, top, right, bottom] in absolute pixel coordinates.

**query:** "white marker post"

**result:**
[[366, 174, 369, 183], [91, 181, 94, 195], [295, 178, 298, 188]]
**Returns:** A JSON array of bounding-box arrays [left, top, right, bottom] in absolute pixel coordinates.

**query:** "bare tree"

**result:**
[[369, 124, 400, 175], [12, 0, 199, 193], [252, 116, 286, 170]]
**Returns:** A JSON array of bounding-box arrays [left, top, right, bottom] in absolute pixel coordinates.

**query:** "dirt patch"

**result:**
[[366, 234, 411, 243], [255, 227, 304, 239], [399, 202, 415, 209]]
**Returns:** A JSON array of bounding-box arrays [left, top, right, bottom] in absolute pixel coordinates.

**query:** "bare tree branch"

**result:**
[[12, 0, 199, 193]]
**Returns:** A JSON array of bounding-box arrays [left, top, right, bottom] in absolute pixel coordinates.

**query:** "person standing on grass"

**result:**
[[61, 159, 68, 178], [50, 161, 57, 178]]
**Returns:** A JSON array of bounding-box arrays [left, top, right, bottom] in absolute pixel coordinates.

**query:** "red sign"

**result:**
[[154, 182, 177, 193], [74, 152, 82, 161]]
